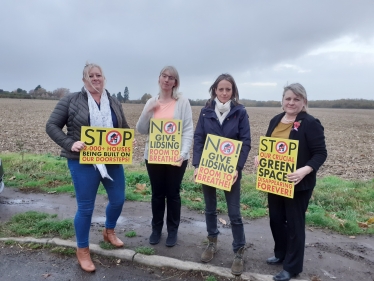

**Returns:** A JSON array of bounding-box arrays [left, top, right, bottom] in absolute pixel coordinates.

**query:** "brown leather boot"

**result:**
[[201, 236, 218, 263], [231, 246, 245, 276], [103, 228, 124, 247], [76, 247, 95, 272]]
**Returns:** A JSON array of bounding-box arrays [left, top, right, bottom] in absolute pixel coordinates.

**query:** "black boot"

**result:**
[[149, 230, 161, 245], [149, 220, 163, 245], [165, 229, 178, 247]]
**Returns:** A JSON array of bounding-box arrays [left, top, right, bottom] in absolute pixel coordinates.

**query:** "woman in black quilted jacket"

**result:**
[[46, 63, 129, 272]]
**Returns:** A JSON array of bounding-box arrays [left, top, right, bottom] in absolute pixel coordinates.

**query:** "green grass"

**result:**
[[25, 242, 45, 249], [125, 231, 137, 238], [135, 246, 155, 255], [50, 246, 75, 255], [0, 211, 74, 239], [1, 152, 373, 235], [306, 176, 374, 235], [99, 241, 117, 250]]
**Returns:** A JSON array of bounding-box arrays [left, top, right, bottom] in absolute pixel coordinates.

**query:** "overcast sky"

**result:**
[[1, 0, 374, 101]]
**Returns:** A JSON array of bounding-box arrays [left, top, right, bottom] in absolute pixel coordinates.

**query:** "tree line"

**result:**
[[1, 87, 373, 109], [190, 98, 374, 109]]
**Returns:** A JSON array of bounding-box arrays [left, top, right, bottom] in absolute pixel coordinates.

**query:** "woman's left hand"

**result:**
[[287, 166, 313, 184], [171, 156, 184, 167], [232, 170, 239, 184]]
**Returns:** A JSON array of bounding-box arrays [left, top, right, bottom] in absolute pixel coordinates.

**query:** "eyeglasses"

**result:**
[[161, 73, 176, 81]]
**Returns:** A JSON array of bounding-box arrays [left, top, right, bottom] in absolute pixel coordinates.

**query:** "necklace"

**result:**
[[283, 116, 295, 123]]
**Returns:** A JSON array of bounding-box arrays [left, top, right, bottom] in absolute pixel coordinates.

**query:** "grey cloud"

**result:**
[[1, 0, 374, 100]]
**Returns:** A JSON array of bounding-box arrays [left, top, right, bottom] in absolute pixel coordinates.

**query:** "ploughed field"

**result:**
[[0, 99, 373, 180]]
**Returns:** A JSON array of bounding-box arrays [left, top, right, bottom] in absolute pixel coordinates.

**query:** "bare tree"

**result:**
[[140, 93, 152, 104], [52, 88, 70, 99]]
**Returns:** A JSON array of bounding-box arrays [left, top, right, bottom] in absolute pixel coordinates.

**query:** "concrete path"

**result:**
[[0, 237, 308, 281]]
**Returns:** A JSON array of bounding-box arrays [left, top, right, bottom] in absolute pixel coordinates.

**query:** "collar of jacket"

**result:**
[[270, 111, 309, 139], [203, 99, 242, 118], [278, 110, 308, 120], [80, 87, 111, 100]]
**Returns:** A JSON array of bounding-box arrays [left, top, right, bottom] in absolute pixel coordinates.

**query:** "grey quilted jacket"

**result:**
[[46, 87, 129, 159]]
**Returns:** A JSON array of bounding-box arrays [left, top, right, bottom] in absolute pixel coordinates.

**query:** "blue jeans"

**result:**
[[202, 170, 245, 253], [68, 159, 125, 248]]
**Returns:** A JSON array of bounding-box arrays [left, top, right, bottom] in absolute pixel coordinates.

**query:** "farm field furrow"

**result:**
[[0, 98, 373, 180]]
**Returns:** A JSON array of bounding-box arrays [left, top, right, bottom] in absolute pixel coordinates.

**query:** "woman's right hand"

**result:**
[[147, 99, 160, 112], [193, 168, 199, 183], [254, 155, 259, 168], [71, 141, 86, 152]]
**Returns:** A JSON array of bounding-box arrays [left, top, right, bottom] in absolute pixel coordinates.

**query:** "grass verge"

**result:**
[[0, 211, 74, 239], [135, 246, 155, 255], [125, 231, 137, 238], [1, 152, 373, 235]]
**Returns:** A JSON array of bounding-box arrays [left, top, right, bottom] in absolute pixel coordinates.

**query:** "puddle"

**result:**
[[0, 198, 60, 211], [187, 220, 206, 228], [91, 216, 130, 225], [0, 199, 33, 205]]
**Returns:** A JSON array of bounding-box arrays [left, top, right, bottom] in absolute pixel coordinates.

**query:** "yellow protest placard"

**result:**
[[80, 126, 134, 164], [256, 136, 299, 198], [148, 119, 182, 164], [195, 134, 242, 191]]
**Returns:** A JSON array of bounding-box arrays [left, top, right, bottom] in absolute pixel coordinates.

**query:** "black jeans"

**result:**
[[145, 160, 188, 234], [268, 188, 313, 275], [202, 170, 245, 253]]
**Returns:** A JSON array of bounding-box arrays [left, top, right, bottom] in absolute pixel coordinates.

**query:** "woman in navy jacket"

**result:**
[[255, 83, 327, 281], [193, 74, 251, 276]]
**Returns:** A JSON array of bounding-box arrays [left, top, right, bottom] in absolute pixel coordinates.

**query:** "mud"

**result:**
[[1, 188, 373, 281]]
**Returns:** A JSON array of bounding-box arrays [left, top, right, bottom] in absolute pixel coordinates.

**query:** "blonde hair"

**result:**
[[159, 66, 180, 99], [282, 83, 308, 112], [82, 62, 105, 93]]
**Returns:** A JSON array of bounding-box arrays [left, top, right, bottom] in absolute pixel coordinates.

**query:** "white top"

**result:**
[[136, 95, 193, 160]]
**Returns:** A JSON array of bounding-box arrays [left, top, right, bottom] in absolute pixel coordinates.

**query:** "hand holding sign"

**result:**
[[195, 134, 242, 192], [287, 166, 313, 184], [148, 119, 182, 165], [71, 141, 86, 152], [256, 136, 299, 198], [80, 126, 134, 164], [232, 170, 239, 184], [171, 155, 184, 167]]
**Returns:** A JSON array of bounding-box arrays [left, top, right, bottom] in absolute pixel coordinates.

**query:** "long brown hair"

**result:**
[[208, 74, 239, 106]]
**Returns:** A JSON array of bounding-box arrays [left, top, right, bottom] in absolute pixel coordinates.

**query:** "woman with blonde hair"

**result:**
[[254, 83, 327, 281], [136, 66, 193, 247], [46, 63, 129, 272]]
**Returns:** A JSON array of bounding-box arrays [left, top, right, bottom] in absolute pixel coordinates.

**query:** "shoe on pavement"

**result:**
[[273, 270, 297, 281], [267, 256, 284, 265], [201, 236, 218, 263], [149, 231, 161, 245], [231, 246, 245, 276], [165, 232, 177, 247]]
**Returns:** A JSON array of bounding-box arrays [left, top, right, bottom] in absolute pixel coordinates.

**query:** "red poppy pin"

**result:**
[[292, 120, 302, 131]]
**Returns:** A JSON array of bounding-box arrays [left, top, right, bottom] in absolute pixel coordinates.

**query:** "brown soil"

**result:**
[[0, 99, 373, 180]]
